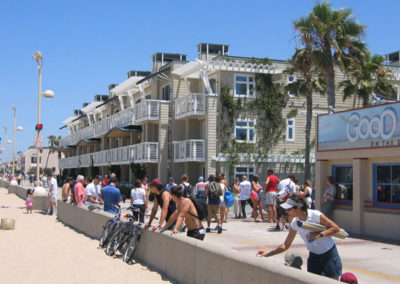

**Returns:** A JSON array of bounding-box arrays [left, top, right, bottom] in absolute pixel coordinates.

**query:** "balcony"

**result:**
[[134, 100, 160, 123], [94, 107, 135, 137], [59, 125, 94, 147], [59, 142, 159, 169], [172, 139, 205, 162], [174, 93, 206, 120]]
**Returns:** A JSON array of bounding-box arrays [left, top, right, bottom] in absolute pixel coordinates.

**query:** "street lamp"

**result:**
[[33, 51, 55, 186], [11, 105, 23, 177]]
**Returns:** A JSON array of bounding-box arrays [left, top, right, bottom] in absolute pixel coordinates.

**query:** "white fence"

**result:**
[[172, 139, 205, 162]]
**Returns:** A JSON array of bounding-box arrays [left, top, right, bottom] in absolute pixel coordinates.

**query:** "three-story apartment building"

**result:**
[[59, 43, 399, 186]]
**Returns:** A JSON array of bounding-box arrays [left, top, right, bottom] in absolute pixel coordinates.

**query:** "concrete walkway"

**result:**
[[0, 187, 171, 284]]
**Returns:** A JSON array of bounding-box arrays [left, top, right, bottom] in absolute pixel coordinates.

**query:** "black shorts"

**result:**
[[187, 227, 205, 241]]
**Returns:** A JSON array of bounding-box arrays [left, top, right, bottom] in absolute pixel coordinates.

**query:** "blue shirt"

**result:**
[[101, 184, 121, 213]]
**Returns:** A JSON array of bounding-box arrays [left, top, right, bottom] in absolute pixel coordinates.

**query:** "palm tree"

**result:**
[[340, 52, 395, 107], [294, 1, 366, 112], [45, 135, 61, 173], [286, 46, 325, 180]]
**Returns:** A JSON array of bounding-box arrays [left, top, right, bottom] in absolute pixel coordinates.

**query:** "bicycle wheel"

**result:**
[[122, 232, 141, 263], [99, 220, 113, 248], [105, 228, 119, 256]]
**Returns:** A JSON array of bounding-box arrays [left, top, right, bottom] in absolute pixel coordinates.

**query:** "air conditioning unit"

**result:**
[[74, 109, 83, 116], [82, 102, 89, 108], [108, 84, 118, 91], [94, 95, 109, 102]]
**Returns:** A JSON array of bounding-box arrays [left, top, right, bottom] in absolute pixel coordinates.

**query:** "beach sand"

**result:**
[[0, 187, 172, 284]]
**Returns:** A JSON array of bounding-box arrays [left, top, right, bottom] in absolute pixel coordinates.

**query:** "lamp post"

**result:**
[[11, 105, 23, 177], [33, 51, 54, 186]]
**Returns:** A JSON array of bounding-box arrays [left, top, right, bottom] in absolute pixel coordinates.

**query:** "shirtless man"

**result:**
[[163, 185, 205, 241]]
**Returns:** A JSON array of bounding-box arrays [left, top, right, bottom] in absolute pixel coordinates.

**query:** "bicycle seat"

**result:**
[[130, 207, 140, 213], [125, 214, 135, 220]]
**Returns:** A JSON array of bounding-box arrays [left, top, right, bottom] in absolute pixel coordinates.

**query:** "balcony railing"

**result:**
[[172, 139, 205, 162], [94, 107, 135, 137], [135, 100, 160, 123], [59, 142, 159, 169], [60, 108, 136, 147], [174, 93, 206, 119], [59, 125, 94, 147]]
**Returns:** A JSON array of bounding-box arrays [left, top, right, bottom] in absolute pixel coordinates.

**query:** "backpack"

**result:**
[[209, 181, 220, 202], [182, 182, 193, 198], [224, 190, 235, 208], [189, 197, 208, 221]]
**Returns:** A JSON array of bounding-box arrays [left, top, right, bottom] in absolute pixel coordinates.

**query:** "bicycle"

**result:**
[[105, 206, 143, 262], [122, 207, 143, 263], [99, 204, 121, 248]]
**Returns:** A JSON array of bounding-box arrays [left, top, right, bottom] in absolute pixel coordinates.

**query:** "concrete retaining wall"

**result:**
[[56, 201, 336, 284], [0, 180, 48, 211]]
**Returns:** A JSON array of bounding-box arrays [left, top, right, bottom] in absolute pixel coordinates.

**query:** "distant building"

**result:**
[[20, 146, 64, 175]]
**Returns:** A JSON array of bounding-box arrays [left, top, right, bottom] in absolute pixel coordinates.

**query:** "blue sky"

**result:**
[[0, 0, 398, 162]]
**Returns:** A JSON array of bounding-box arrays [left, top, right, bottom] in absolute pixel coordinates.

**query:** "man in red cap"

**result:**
[[145, 178, 177, 231]]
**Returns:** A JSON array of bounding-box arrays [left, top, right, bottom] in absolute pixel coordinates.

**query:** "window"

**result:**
[[287, 75, 296, 98], [31, 157, 37, 163], [234, 75, 255, 97], [235, 120, 256, 143], [286, 119, 295, 141], [374, 164, 400, 203], [332, 165, 353, 200], [162, 85, 170, 101], [235, 165, 256, 181]]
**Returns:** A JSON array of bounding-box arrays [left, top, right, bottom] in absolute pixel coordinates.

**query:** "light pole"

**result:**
[[33, 51, 55, 186], [11, 105, 23, 177]]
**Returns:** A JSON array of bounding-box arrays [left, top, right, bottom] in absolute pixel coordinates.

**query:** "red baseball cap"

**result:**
[[149, 178, 162, 188], [340, 272, 357, 284]]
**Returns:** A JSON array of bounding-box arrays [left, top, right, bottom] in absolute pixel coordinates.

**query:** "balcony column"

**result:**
[[118, 96, 125, 110], [127, 90, 134, 108]]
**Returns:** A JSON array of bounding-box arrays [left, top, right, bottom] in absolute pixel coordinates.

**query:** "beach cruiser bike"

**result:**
[[99, 204, 122, 248], [105, 206, 143, 264]]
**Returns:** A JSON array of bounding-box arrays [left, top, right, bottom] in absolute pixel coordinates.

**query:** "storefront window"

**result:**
[[375, 164, 400, 203], [332, 165, 353, 200], [235, 165, 256, 181]]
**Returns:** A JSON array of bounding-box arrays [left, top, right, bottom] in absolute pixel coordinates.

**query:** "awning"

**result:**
[[96, 95, 119, 109], [81, 102, 103, 113], [105, 125, 142, 138], [76, 138, 101, 147], [136, 65, 172, 84]]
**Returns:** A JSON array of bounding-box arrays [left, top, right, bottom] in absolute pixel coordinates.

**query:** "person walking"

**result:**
[[302, 180, 313, 208], [46, 174, 59, 215], [257, 193, 343, 280], [205, 174, 223, 233], [264, 169, 279, 223], [275, 174, 297, 230], [130, 179, 147, 223], [165, 177, 177, 191], [180, 174, 193, 198], [251, 175, 265, 222], [194, 176, 207, 200], [239, 175, 253, 219]]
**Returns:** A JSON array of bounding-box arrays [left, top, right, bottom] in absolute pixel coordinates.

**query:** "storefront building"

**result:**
[[315, 102, 400, 241]]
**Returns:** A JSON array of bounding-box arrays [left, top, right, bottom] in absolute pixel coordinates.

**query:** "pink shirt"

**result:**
[[74, 182, 86, 205]]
